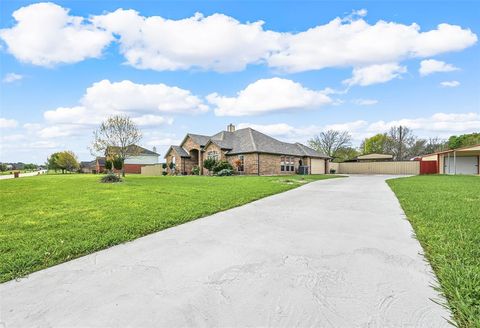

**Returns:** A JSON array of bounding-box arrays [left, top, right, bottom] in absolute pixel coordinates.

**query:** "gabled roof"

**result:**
[[80, 160, 96, 167], [96, 157, 106, 165], [420, 143, 480, 157], [356, 153, 393, 160], [107, 145, 159, 156], [166, 145, 191, 158], [186, 134, 211, 147], [201, 128, 329, 158]]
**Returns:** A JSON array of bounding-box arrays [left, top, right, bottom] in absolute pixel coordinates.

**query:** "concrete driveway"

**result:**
[[0, 175, 451, 327]]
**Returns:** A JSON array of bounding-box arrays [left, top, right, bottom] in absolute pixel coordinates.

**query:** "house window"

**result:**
[[207, 151, 219, 161], [238, 155, 244, 172], [281, 156, 295, 172]]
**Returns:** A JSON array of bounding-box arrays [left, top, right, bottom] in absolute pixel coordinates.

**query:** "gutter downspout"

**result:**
[[447, 152, 450, 174], [257, 153, 260, 176]]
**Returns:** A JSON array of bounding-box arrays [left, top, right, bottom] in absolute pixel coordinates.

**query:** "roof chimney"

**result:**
[[226, 123, 235, 132]]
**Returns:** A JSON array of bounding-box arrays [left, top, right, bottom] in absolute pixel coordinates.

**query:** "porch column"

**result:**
[[453, 151, 456, 175], [198, 151, 203, 175]]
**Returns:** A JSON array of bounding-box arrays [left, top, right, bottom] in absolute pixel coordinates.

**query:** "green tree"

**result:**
[[334, 147, 359, 163], [46, 152, 61, 172], [24, 163, 38, 170], [448, 133, 480, 149], [361, 133, 391, 154], [56, 151, 79, 173], [0, 163, 7, 172], [112, 157, 123, 171], [203, 158, 218, 175]]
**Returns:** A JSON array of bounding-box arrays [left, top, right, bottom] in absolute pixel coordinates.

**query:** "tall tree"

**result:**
[[424, 137, 447, 154], [308, 130, 352, 159], [333, 147, 359, 163], [51, 151, 79, 173], [46, 152, 61, 172], [386, 126, 416, 160], [91, 115, 142, 177], [448, 133, 480, 149], [360, 133, 391, 154]]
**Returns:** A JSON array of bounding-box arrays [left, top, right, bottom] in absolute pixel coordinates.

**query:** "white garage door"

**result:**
[[311, 158, 325, 174], [444, 156, 478, 175]]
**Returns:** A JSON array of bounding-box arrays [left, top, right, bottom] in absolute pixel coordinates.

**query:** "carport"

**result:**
[[422, 144, 480, 175]]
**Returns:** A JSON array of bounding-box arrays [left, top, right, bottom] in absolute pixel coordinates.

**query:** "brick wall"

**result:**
[[181, 136, 203, 174], [165, 149, 182, 175], [225, 153, 304, 175], [203, 143, 224, 175]]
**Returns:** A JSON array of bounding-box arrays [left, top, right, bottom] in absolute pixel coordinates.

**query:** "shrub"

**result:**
[[191, 166, 200, 175], [112, 157, 123, 171], [105, 161, 113, 171], [213, 160, 233, 174], [162, 163, 167, 169], [162, 171, 168, 176], [203, 158, 217, 174], [100, 173, 122, 183], [329, 169, 336, 174], [216, 168, 233, 176]]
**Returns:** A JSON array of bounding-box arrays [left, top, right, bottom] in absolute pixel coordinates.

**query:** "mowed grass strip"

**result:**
[[0, 174, 338, 282], [388, 175, 480, 328]]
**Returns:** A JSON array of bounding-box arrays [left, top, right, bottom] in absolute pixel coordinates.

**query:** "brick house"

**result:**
[[94, 145, 159, 174], [165, 124, 329, 175]]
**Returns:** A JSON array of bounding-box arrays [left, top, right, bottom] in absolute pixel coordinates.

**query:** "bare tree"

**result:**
[[425, 137, 447, 154], [91, 115, 142, 177], [386, 126, 416, 160], [308, 130, 352, 158]]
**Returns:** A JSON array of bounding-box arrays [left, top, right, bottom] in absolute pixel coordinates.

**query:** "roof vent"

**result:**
[[226, 123, 235, 132]]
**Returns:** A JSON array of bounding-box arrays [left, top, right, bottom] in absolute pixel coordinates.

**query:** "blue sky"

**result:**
[[1, 1, 479, 163]]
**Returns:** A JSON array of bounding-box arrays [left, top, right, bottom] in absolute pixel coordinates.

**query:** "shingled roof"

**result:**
[[167, 127, 328, 158], [107, 145, 159, 156]]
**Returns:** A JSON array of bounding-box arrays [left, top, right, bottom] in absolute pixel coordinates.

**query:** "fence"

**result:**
[[330, 161, 420, 175], [141, 165, 165, 176]]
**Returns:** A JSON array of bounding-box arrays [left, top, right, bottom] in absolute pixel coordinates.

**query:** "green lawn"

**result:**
[[388, 175, 480, 328], [0, 174, 338, 283]]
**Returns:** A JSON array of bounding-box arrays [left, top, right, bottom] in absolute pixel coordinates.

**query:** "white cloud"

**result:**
[[44, 79, 208, 125], [92, 10, 280, 72], [132, 115, 174, 127], [236, 123, 297, 136], [268, 18, 477, 73], [333, 112, 480, 141], [352, 98, 378, 105], [325, 120, 369, 132], [440, 80, 460, 87], [419, 59, 458, 76], [208, 78, 332, 116], [0, 2, 112, 66], [2, 73, 23, 83], [0, 118, 18, 128], [1, 4, 477, 73], [343, 63, 407, 86], [245, 112, 480, 145]]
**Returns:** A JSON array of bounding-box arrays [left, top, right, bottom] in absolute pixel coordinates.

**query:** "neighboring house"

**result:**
[[80, 160, 96, 173], [96, 145, 160, 174], [165, 124, 329, 175], [420, 144, 480, 175], [95, 157, 106, 174], [345, 153, 394, 162]]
